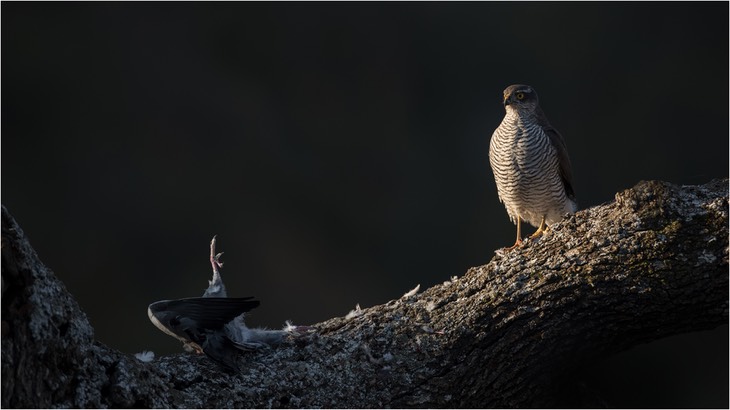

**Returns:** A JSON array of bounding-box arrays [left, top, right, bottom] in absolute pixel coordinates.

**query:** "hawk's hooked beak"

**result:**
[[503, 97, 511, 106]]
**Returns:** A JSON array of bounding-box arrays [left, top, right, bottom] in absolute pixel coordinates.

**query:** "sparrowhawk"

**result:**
[[489, 84, 577, 249]]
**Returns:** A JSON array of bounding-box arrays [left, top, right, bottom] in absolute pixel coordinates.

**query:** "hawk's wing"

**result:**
[[537, 108, 576, 201]]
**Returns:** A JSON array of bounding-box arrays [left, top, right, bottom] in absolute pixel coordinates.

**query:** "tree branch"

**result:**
[[2, 179, 728, 408]]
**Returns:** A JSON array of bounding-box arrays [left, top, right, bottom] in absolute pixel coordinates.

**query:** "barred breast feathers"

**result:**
[[489, 108, 574, 227]]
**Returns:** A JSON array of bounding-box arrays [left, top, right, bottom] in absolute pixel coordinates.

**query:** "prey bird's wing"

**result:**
[[152, 297, 260, 329], [148, 297, 261, 371], [199, 330, 244, 372]]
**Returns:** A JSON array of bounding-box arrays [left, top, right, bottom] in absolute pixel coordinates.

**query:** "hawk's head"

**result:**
[[502, 84, 539, 111]]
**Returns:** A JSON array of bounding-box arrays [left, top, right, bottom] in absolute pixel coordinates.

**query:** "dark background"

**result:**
[[2, 2, 728, 407]]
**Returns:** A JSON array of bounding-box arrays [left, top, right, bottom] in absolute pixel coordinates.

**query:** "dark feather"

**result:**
[[535, 107, 576, 201], [149, 297, 260, 330], [200, 330, 242, 372]]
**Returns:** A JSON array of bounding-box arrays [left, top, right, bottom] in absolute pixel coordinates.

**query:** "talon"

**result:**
[[210, 237, 219, 266], [204, 237, 228, 297], [209, 238, 225, 270], [529, 216, 548, 240], [214, 252, 224, 268], [503, 237, 523, 251], [502, 217, 524, 251]]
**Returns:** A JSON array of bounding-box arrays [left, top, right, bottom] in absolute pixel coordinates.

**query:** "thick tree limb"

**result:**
[[2, 179, 728, 408]]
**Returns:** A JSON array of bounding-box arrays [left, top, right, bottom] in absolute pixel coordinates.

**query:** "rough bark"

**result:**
[[2, 179, 728, 408]]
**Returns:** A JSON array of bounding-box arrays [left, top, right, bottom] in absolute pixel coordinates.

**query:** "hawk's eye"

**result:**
[[516, 92, 525, 100]]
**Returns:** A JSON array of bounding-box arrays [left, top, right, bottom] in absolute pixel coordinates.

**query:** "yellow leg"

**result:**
[[529, 216, 548, 240], [505, 217, 523, 250]]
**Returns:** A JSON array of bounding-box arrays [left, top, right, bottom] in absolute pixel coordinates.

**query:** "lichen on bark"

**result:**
[[2, 178, 727, 408]]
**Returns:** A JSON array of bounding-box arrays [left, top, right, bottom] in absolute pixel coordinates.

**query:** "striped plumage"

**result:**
[[489, 84, 576, 248]]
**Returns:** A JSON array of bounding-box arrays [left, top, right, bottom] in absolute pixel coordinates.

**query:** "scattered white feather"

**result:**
[[425, 300, 437, 312], [402, 284, 420, 298], [135, 351, 155, 362], [345, 303, 362, 319], [224, 315, 290, 349], [283, 320, 298, 332], [442, 276, 459, 285]]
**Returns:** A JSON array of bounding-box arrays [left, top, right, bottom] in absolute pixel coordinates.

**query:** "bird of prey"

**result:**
[[489, 84, 577, 250]]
